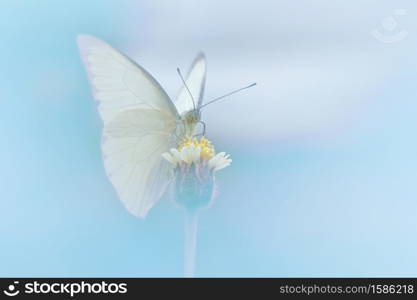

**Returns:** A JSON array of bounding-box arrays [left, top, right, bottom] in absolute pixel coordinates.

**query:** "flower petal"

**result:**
[[193, 146, 201, 163], [208, 152, 231, 171], [170, 148, 181, 163], [214, 159, 232, 171], [181, 146, 195, 164], [162, 152, 176, 165]]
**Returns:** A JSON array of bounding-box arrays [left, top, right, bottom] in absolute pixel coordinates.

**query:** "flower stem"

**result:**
[[184, 208, 198, 277]]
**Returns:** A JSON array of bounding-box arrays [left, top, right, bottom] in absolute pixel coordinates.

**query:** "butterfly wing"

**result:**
[[103, 109, 177, 217], [77, 34, 179, 217], [175, 52, 206, 115], [77, 35, 179, 122]]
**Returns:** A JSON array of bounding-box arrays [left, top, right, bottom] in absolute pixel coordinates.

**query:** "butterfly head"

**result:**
[[183, 109, 201, 124], [181, 109, 202, 136]]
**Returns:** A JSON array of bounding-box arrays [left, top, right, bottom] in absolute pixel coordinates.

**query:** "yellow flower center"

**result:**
[[178, 136, 215, 159]]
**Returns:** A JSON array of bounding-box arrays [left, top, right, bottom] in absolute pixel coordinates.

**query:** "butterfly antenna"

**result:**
[[177, 67, 196, 111], [199, 83, 257, 109]]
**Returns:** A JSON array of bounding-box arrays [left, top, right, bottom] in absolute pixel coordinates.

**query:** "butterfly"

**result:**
[[77, 35, 254, 218], [77, 34, 210, 218]]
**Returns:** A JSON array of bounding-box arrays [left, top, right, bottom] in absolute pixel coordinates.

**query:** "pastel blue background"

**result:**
[[1, 0, 417, 277]]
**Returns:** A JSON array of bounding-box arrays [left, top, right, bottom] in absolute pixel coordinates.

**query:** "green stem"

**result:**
[[184, 208, 198, 278]]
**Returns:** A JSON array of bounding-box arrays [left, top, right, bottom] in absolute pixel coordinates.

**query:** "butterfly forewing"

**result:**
[[77, 34, 179, 217]]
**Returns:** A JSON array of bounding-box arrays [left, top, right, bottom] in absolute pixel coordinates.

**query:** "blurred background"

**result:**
[[1, 0, 417, 277]]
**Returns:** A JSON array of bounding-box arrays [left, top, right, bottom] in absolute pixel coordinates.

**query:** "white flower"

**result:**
[[162, 137, 231, 172], [162, 136, 231, 210]]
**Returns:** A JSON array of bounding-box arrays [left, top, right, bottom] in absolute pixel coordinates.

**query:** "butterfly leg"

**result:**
[[194, 121, 206, 137]]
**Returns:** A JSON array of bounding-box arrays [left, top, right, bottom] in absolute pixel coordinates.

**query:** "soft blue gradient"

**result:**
[[1, 0, 417, 277]]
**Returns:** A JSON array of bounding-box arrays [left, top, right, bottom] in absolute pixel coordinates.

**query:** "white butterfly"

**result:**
[[77, 35, 206, 218]]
